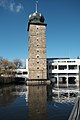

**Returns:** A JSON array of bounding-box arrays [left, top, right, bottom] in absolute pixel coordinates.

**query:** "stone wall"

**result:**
[[28, 24, 47, 80]]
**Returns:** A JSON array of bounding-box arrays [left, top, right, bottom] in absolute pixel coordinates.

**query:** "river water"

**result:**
[[0, 84, 78, 120]]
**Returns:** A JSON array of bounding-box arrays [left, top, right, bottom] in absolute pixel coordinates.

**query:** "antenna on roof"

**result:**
[[35, 1, 38, 13]]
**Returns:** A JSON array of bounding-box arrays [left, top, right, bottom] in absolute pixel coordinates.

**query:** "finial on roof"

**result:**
[[35, 1, 38, 13]]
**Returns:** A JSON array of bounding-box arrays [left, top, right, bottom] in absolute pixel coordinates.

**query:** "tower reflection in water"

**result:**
[[28, 85, 47, 120]]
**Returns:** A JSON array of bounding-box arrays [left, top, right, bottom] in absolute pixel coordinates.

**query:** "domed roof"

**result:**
[[28, 12, 45, 24], [27, 1, 47, 31]]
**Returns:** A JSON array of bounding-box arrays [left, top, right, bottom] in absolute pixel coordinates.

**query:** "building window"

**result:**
[[58, 61, 66, 63], [49, 65, 52, 69], [59, 65, 67, 70], [37, 55, 39, 58], [67, 61, 75, 63], [37, 50, 39, 52], [37, 76, 39, 78], [37, 61, 39, 64], [68, 65, 77, 70], [23, 72, 28, 74], [37, 67, 39, 69], [68, 73, 78, 75], [79, 65, 80, 70], [58, 73, 67, 75], [17, 72, 22, 75], [52, 65, 57, 69]]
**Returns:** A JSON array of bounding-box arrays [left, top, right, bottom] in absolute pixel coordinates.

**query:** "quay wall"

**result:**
[[0, 77, 15, 84]]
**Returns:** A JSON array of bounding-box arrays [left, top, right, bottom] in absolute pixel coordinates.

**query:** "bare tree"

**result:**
[[0, 58, 16, 77], [13, 59, 23, 68]]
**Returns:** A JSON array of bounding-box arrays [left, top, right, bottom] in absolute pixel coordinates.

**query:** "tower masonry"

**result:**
[[27, 7, 47, 80]]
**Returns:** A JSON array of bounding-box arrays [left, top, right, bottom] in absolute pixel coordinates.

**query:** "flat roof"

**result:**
[[47, 58, 70, 60]]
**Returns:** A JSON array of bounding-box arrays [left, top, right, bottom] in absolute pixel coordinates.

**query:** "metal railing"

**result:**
[[68, 96, 80, 120]]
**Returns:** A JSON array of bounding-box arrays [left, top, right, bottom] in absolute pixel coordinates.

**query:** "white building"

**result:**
[[15, 68, 28, 80], [15, 59, 29, 80], [47, 58, 80, 87]]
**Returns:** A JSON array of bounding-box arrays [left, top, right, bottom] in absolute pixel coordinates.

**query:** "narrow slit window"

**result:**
[[37, 56, 39, 58], [37, 50, 39, 52], [37, 67, 39, 69], [37, 76, 39, 78]]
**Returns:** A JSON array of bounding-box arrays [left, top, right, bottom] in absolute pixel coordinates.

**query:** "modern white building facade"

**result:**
[[47, 58, 80, 87]]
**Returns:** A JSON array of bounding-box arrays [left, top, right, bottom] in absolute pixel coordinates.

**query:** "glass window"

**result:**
[[52, 65, 57, 69], [68, 65, 77, 70], [23, 72, 28, 74], [59, 65, 67, 70], [49, 65, 52, 69]]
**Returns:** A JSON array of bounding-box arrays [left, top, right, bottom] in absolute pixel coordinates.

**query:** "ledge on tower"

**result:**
[[26, 79, 50, 85]]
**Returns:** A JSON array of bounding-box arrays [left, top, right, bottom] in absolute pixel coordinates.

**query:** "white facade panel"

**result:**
[[52, 70, 79, 73], [47, 58, 80, 87]]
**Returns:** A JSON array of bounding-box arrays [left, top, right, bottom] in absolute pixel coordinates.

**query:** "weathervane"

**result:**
[[35, 1, 38, 13]]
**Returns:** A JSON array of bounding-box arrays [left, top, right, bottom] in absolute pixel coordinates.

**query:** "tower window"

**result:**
[[37, 55, 39, 58], [37, 61, 39, 64], [37, 67, 39, 69], [37, 50, 39, 52], [37, 76, 39, 78]]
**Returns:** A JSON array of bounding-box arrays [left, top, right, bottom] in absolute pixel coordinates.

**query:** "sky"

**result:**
[[0, 0, 80, 64]]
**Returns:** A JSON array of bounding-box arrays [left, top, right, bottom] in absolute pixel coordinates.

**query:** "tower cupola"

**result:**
[[27, 1, 46, 31], [29, 12, 45, 24]]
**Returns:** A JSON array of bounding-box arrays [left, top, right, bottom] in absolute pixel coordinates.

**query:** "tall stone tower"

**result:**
[[27, 2, 47, 80]]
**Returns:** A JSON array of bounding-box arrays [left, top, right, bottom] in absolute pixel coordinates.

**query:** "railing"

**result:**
[[68, 96, 80, 120]]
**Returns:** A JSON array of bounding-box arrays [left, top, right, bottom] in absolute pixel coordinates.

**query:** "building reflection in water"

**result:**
[[0, 85, 17, 106], [0, 85, 27, 106], [28, 85, 47, 120], [52, 88, 79, 103]]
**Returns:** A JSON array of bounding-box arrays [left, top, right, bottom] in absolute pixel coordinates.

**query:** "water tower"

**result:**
[[27, 2, 48, 82]]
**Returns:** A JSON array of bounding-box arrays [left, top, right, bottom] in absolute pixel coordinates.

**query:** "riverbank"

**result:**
[[0, 77, 15, 84], [0, 77, 26, 85]]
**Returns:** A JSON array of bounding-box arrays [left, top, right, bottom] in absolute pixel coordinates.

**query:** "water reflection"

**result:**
[[47, 86, 79, 120], [0, 85, 17, 106], [28, 85, 47, 120], [52, 88, 79, 103], [0, 85, 28, 120], [0, 84, 79, 120]]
